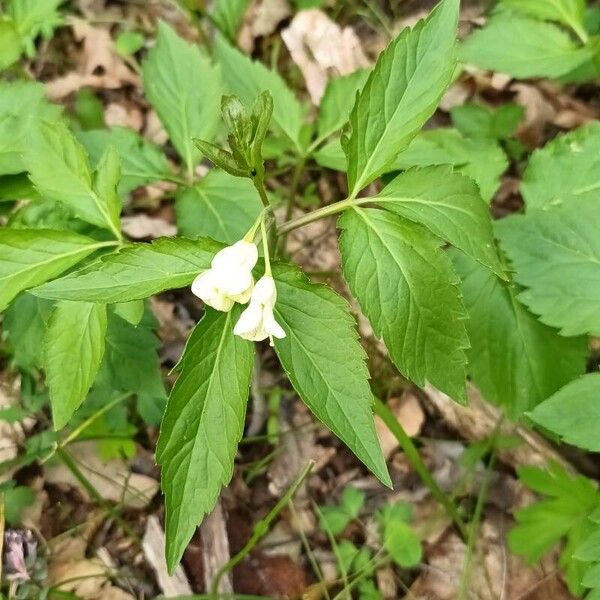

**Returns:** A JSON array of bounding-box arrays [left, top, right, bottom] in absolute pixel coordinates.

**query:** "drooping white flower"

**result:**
[[191, 240, 258, 312], [233, 275, 286, 345]]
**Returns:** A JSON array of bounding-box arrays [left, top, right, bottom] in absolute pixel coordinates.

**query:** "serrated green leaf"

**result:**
[[394, 128, 508, 202], [338, 208, 469, 403], [343, 0, 458, 196], [93, 146, 122, 231], [460, 14, 592, 79], [77, 127, 172, 194], [44, 301, 107, 429], [0, 81, 61, 175], [450, 102, 524, 140], [31, 236, 221, 303], [373, 166, 504, 277], [157, 307, 254, 571], [272, 263, 390, 487], [453, 251, 587, 417], [317, 69, 370, 142], [112, 299, 144, 326], [26, 121, 121, 237], [501, 0, 586, 38], [509, 463, 598, 567], [575, 528, 600, 562], [497, 203, 600, 336], [214, 35, 305, 152], [4, 293, 53, 370], [582, 563, 600, 588], [520, 122, 600, 211], [176, 170, 262, 244], [143, 22, 220, 172], [7, 0, 64, 53], [313, 138, 346, 171], [529, 374, 600, 451], [0, 229, 114, 311]]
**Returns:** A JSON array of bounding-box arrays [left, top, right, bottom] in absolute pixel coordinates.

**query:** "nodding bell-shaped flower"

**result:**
[[191, 240, 258, 312], [233, 275, 286, 345]]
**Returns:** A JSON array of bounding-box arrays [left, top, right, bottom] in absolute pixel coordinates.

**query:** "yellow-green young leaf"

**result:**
[[520, 122, 600, 211], [374, 166, 505, 278], [0, 21, 21, 70], [176, 170, 262, 244], [143, 22, 220, 172], [529, 374, 600, 451], [32, 237, 222, 303], [317, 69, 370, 142], [211, 0, 250, 41], [452, 251, 587, 417], [501, 0, 586, 38], [8, 0, 64, 52], [157, 307, 254, 571], [26, 121, 121, 237], [0, 81, 62, 175], [460, 14, 592, 79], [214, 35, 305, 152], [77, 127, 171, 194], [497, 203, 600, 336], [338, 208, 469, 403], [343, 0, 459, 196], [0, 229, 114, 311], [272, 264, 391, 487], [394, 128, 508, 203], [44, 301, 107, 429]]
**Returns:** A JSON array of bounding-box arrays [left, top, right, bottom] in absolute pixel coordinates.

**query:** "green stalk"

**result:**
[[373, 398, 468, 539], [210, 461, 314, 596]]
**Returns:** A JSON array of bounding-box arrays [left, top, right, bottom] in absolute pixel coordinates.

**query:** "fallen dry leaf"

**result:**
[[46, 18, 138, 99], [375, 393, 425, 459], [238, 0, 291, 52], [282, 9, 369, 104], [122, 214, 177, 239], [44, 442, 159, 509]]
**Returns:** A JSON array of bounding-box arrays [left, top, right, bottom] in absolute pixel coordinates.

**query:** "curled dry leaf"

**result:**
[[46, 18, 138, 99], [282, 9, 369, 104], [238, 0, 291, 52]]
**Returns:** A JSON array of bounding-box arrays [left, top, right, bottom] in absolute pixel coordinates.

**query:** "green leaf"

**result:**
[[2, 484, 35, 525], [32, 236, 221, 303], [93, 146, 122, 231], [338, 208, 469, 403], [313, 138, 346, 171], [497, 203, 600, 336], [7, 0, 64, 54], [0, 229, 114, 311], [529, 374, 600, 451], [394, 128, 508, 202], [460, 14, 593, 79], [272, 263, 390, 487], [582, 563, 600, 588], [575, 528, 600, 562], [211, 0, 250, 41], [96, 309, 166, 426], [4, 293, 53, 370], [176, 170, 262, 244], [44, 301, 108, 429], [373, 166, 504, 277], [77, 127, 172, 194], [0, 20, 21, 70], [317, 69, 370, 142], [509, 463, 598, 594], [501, 0, 586, 38], [453, 251, 587, 417], [115, 31, 145, 56], [142, 22, 220, 172], [319, 487, 365, 535], [342, 0, 458, 196], [73, 88, 105, 130], [520, 122, 600, 211], [450, 102, 524, 140], [383, 520, 422, 568], [112, 299, 144, 326], [157, 307, 254, 571], [26, 121, 122, 237], [0, 81, 61, 175], [214, 35, 305, 151]]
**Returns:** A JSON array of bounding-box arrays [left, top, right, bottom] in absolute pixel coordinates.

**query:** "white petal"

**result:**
[[233, 304, 264, 339], [191, 270, 215, 300], [216, 268, 255, 296], [229, 282, 254, 304], [208, 292, 235, 312], [212, 241, 258, 271], [252, 275, 277, 306], [264, 310, 286, 339]]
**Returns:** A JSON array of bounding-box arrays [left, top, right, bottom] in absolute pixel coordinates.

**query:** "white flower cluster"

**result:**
[[191, 239, 285, 345]]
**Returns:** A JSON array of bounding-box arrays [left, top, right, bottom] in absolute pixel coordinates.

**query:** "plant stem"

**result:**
[[373, 398, 468, 539], [252, 175, 271, 209], [278, 197, 357, 235], [210, 461, 314, 596]]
